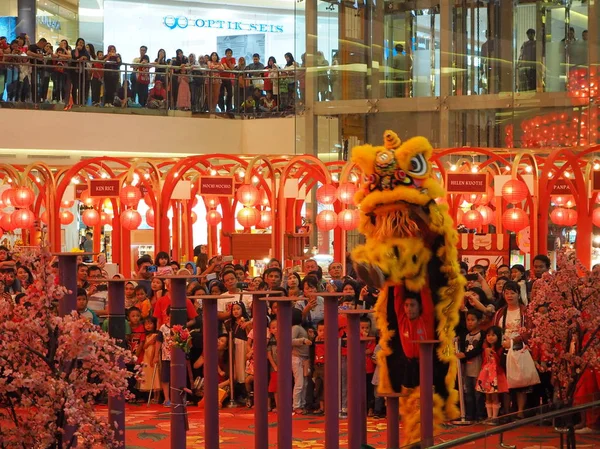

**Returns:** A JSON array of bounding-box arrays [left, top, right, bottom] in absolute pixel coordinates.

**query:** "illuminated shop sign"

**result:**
[[37, 16, 61, 31], [163, 16, 284, 33]]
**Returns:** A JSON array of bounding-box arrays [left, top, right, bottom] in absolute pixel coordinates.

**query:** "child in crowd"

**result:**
[[477, 326, 509, 421], [155, 306, 173, 406], [361, 316, 376, 417], [291, 308, 311, 414], [267, 318, 278, 412], [133, 285, 152, 318], [76, 288, 99, 325], [312, 320, 325, 415], [245, 328, 255, 408], [126, 306, 145, 401], [138, 317, 161, 399], [259, 90, 277, 112], [456, 310, 486, 422]]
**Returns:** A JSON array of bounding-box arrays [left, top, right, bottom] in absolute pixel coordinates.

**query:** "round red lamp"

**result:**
[[191, 211, 198, 224], [204, 196, 219, 209], [258, 210, 272, 228], [593, 208, 600, 227], [120, 209, 142, 230], [316, 210, 337, 231], [316, 185, 338, 205], [40, 210, 49, 225], [337, 183, 357, 205], [237, 207, 259, 227], [146, 208, 155, 228], [61, 199, 74, 208], [463, 209, 483, 229], [11, 209, 35, 229], [477, 205, 494, 226], [501, 179, 528, 204], [237, 185, 259, 207], [502, 208, 529, 232], [0, 213, 14, 231], [206, 210, 222, 226], [81, 209, 100, 227], [564, 208, 578, 227], [13, 186, 35, 208], [80, 189, 99, 208], [338, 209, 359, 230], [120, 186, 142, 208], [1, 189, 14, 207], [60, 210, 74, 225], [101, 213, 113, 226]]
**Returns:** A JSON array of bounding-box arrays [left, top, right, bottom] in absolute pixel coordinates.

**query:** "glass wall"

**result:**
[[37, 0, 79, 47]]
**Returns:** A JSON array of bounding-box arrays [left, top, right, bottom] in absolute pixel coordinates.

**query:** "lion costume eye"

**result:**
[[408, 154, 428, 177]]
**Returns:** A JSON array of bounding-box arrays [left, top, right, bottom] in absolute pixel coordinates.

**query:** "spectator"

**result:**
[[219, 48, 235, 113], [102, 45, 122, 107], [147, 80, 167, 109]]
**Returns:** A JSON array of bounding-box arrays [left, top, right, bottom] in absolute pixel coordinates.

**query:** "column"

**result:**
[[343, 310, 365, 449], [57, 253, 79, 316], [419, 341, 438, 447], [169, 276, 189, 449], [383, 394, 402, 449], [439, 0, 453, 148], [107, 280, 126, 447], [17, 0, 36, 38], [304, 0, 318, 157]]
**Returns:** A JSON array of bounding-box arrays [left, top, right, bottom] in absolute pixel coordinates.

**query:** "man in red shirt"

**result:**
[[219, 48, 236, 113]]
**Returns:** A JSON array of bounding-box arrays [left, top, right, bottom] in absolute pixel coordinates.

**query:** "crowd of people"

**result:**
[[0, 34, 337, 114], [0, 243, 597, 432]]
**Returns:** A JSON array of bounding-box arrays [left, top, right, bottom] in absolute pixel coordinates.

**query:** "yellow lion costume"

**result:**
[[351, 130, 465, 444]]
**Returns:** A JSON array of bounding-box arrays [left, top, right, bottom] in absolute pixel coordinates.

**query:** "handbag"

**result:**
[[506, 340, 540, 389]]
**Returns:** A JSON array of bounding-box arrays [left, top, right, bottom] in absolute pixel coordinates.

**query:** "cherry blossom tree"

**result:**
[[0, 247, 136, 448]]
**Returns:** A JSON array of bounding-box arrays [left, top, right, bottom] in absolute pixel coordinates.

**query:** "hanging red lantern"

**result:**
[[191, 211, 198, 224], [101, 212, 113, 226], [258, 210, 272, 228], [146, 208, 155, 228], [456, 209, 464, 226], [477, 205, 494, 226], [60, 210, 74, 225], [552, 195, 574, 206], [502, 208, 529, 232], [501, 179, 529, 204], [237, 185, 259, 207], [11, 209, 35, 229], [463, 209, 483, 229], [462, 193, 481, 205], [316, 185, 338, 205], [563, 208, 578, 227], [337, 183, 357, 205], [316, 210, 338, 231], [206, 210, 222, 226], [237, 206, 259, 227], [120, 185, 142, 208], [0, 213, 14, 231], [81, 209, 100, 227], [120, 209, 142, 230], [40, 210, 49, 225], [61, 199, 74, 208], [258, 189, 270, 207], [1, 189, 15, 208], [550, 207, 567, 226], [204, 196, 219, 209], [143, 192, 155, 208], [338, 209, 359, 231], [593, 208, 600, 227], [13, 186, 35, 208], [80, 189, 99, 208], [475, 186, 494, 206]]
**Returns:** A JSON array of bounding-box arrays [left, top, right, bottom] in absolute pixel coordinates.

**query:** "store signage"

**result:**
[[89, 179, 120, 198], [445, 173, 488, 194], [37, 16, 61, 31], [593, 171, 600, 191], [199, 176, 235, 197], [75, 183, 88, 198], [163, 16, 284, 33], [551, 179, 572, 194]]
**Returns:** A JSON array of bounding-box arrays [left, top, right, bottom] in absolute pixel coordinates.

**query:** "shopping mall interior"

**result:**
[[0, 0, 600, 448]]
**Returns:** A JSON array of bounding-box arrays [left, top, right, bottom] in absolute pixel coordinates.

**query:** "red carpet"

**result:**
[[109, 404, 600, 448]]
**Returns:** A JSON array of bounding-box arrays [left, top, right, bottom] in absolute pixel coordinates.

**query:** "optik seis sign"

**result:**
[[163, 16, 284, 33]]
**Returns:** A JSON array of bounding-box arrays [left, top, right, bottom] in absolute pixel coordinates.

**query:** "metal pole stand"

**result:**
[[380, 393, 405, 449], [451, 337, 473, 426], [417, 340, 439, 448], [224, 328, 238, 409]]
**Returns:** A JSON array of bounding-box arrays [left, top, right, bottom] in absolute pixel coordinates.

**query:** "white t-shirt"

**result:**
[[501, 308, 522, 340], [217, 292, 253, 316], [88, 290, 108, 314]]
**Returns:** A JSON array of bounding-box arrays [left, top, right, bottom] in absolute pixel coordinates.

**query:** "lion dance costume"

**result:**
[[351, 131, 465, 444]]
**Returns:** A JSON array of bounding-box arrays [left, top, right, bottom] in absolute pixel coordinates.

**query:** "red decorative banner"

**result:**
[[199, 176, 235, 197], [593, 171, 600, 192], [551, 179, 572, 195], [445, 173, 488, 194], [89, 179, 121, 198], [75, 183, 88, 198]]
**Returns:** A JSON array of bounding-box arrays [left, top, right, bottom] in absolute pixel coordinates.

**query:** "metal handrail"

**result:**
[[429, 399, 600, 449]]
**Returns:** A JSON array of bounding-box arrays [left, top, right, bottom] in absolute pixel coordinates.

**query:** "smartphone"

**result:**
[[206, 273, 217, 281], [222, 255, 233, 262], [147, 265, 157, 273], [466, 273, 479, 281], [237, 282, 249, 290]]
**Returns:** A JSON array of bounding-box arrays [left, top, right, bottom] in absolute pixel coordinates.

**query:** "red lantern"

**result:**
[[593, 208, 600, 227], [501, 179, 529, 204], [81, 209, 100, 227], [0, 213, 14, 231], [143, 192, 155, 208], [550, 207, 567, 226], [237, 206, 259, 227], [337, 183, 357, 205], [564, 208, 578, 227], [120, 209, 142, 230], [475, 186, 494, 206], [13, 187, 35, 208], [552, 195, 573, 206], [316, 210, 337, 231], [206, 210, 222, 226], [237, 185, 259, 207], [11, 209, 35, 229], [204, 196, 219, 209], [120, 186, 142, 208], [80, 189, 99, 208], [502, 208, 529, 232], [60, 210, 74, 225], [40, 210, 49, 225], [463, 210, 483, 229], [191, 211, 198, 224], [146, 208, 155, 228], [61, 199, 74, 208], [338, 209, 359, 230], [462, 193, 481, 205], [1, 189, 14, 208], [101, 212, 113, 226], [258, 189, 270, 207], [258, 210, 272, 228], [477, 205, 494, 226], [456, 209, 464, 226], [316, 185, 337, 205]]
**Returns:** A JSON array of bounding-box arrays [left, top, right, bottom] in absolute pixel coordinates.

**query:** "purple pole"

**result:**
[[170, 277, 188, 449], [386, 395, 400, 449], [323, 295, 340, 449], [345, 312, 363, 449], [58, 254, 78, 316], [419, 341, 436, 447], [276, 299, 293, 449], [253, 294, 268, 449], [107, 281, 126, 447], [201, 295, 222, 449], [360, 339, 367, 445]]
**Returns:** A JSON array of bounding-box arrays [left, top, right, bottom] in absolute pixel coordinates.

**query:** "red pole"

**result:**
[[111, 214, 121, 271], [172, 202, 180, 263], [121, 226, 131, 278]]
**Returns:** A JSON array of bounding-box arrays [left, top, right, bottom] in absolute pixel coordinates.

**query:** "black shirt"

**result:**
[[28, 43, 44, 64]]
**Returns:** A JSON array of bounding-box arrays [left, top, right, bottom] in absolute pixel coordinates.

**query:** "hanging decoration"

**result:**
[[501, 179, 528, 204], [146, 209, 155, 228], [237, 207, 259, 228], [316, 185, 337, 205], [206, 210, 222, 226], [12, 187, 35, 209], [462, 209, 483, 229], [258, 210, 272, 228], [316, 210, 337, 231], [338, 209, 359, 231], [337, 183, 357, 205], [59, 210, 74, 225], [120, 186, 142, 208], [236, 185, 259, 207], [82, 209, 100, 227], [120, 210, 142, 230], [11, 209, 35, 229], [502, 208, 529, 232]]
